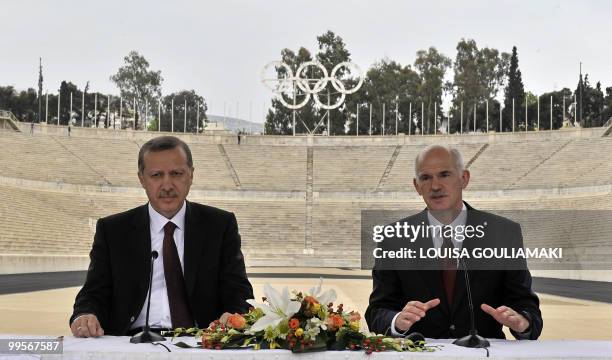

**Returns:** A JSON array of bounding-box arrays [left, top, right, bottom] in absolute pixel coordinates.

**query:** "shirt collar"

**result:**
[[148, 201, 187, 233], [427, 202, 468, 228]]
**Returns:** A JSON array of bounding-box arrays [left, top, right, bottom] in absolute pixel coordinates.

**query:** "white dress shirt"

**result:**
[[390, 204, 467, 336], [131, 201, 187, 329]]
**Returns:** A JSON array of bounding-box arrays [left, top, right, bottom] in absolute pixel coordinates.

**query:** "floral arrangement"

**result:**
[[168, 281, 438, 354]]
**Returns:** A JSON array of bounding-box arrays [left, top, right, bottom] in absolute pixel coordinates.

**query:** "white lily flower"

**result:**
[[308, 278, 337, 306], [247, 284, 302, 333]]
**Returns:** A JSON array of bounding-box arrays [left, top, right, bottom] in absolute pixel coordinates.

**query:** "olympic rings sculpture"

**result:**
[[261, 60, 364, 110]]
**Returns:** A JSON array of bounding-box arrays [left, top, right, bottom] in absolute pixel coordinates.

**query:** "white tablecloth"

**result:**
[[1, 334, 612, 359]]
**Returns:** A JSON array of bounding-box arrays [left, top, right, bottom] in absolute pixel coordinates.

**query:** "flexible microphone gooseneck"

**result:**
[[130, 251, 165, 344], [452, 257, 490, 348]]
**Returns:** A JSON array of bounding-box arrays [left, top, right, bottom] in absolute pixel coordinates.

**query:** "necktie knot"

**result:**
[[164, 222, 177, 237]]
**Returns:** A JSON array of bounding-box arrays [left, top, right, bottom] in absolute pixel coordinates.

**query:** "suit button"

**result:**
[[449, 324, 456, 331], [130, 316, 135, 322]]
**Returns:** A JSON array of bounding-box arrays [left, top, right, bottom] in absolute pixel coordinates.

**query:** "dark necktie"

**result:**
[[441, 234, 457, 306], [163, 222, 194, 329]]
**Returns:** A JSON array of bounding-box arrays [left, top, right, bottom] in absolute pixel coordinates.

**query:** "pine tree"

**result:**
[[38, 58, 43, 122], [503, 46, 525, 131]]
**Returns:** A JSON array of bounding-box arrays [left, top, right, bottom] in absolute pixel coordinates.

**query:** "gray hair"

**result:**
[[138, 136, 193, 174], [414, 144, 465, 178]]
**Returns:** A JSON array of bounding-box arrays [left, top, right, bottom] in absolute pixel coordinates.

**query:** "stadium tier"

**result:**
[[1, 125, 611, 280]]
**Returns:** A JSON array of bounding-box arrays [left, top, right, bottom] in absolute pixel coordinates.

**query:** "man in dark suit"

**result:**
[[70, 135, 254, 337], [365, 145, 542, 340]]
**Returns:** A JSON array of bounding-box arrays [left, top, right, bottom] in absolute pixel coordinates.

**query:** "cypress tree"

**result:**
[[503, 46, 525, 131]]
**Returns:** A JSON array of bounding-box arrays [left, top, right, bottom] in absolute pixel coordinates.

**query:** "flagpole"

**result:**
[[94, 93, 98, 128], [81, 92, 84, 127], [408, 102, 412, 136], [57, 90, 60, 125], [107, 95, 110, 129]]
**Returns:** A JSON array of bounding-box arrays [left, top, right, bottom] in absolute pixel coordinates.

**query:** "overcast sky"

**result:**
[[1, 0, 610, 122]]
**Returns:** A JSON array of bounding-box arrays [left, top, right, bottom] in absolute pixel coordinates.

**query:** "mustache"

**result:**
[[429, 191, 447, 198], [159, 191, 178, 198]]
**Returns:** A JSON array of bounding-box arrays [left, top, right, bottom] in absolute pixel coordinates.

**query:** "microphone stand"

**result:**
[[130, 251, 165, 343], [452, 258, 490, 348]]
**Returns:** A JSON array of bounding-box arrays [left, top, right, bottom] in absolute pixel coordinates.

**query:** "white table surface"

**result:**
[[1, 334, 612, 359]]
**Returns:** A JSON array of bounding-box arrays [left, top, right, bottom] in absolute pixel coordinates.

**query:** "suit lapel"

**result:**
[[130, 205, 152, 301], [183, 201, 205, 297]]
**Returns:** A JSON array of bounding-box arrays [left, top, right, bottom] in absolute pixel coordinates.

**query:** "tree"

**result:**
[[110, 51, 163, 129], [38, 58, 43, 122], [315, 30, 352, 135], [536, 88, 572, 130], [12, 88, 38, 122], [603, 87, 612, 125], [0, 86, 17, 112], [414, 47, 451, 134], [58, 81, 80, 125], [345, 59, 421, 135], [451, 39, 509, 132], [264, 47, 315, 135], [503, 46, 525, 131], [574, 75, 605, 127], [161, 90, 207, 133], [265, 31, 355, 135]]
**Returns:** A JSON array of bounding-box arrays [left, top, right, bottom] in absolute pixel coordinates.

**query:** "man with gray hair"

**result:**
[[70, 135, 254, 338], [366, 144, 542, 340]]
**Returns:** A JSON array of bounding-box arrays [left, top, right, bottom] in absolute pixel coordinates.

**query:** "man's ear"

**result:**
[[190, 167, 194, 181], [138, 172, 145, 187], [461, 170, 470, 189], [413, 177, 422, 195]]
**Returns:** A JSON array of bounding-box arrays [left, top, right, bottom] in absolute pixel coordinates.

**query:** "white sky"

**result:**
[[1, 0, 610, 122]]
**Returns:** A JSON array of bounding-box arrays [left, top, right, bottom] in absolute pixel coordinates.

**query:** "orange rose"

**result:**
[[326, 314, 344, 331], [227, 313, 246, 330], [289, 318, 300, 330]]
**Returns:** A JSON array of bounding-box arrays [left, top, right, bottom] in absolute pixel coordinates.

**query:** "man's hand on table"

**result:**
[[70, 314, 104, 338]]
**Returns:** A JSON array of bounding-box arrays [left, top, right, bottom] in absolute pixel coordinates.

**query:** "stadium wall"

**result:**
[[15, 122, 607, 146]]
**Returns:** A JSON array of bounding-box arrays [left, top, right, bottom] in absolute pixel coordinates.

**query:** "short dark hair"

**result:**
[[138, 136, 193, 174]]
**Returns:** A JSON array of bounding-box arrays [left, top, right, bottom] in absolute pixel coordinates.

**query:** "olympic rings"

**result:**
[[261, 60, 363, 110]]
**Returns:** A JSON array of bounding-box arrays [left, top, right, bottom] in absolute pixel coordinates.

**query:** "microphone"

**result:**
[[130, 251, 165, 343], [452, 257, 490, 348]]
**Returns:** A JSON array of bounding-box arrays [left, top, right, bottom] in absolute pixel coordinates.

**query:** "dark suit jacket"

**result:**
[[70, 201, 254, 335], [365, 202, 543, 340]]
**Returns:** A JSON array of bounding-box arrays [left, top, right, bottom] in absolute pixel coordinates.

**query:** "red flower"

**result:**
[[289, 318, 300, 330]]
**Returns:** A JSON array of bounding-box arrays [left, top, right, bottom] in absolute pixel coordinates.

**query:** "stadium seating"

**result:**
[[1, 127, 611, 276]]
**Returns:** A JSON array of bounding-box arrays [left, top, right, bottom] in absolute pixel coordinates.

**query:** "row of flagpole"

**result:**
[[40, 90, 577, 135], [352, 95, 577, 136], [42, 91, 204, 132]]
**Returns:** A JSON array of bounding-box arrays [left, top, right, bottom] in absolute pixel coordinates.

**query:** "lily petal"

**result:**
[[249, 313, 282, 332], [264, 284, 286, 312], [318, 289, 337, 306]]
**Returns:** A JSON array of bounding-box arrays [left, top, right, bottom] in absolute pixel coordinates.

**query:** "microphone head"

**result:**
[[151, 250, 158, 260]]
